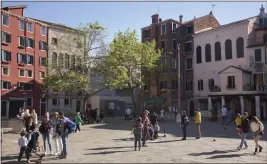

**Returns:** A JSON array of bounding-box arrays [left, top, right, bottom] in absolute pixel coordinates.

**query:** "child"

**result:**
[[235, 113, 242, 135], [153, 122, 160, 139], [132, 117, 143, 151], [18, 131, 30, 162], [148, 124, 154, 140]]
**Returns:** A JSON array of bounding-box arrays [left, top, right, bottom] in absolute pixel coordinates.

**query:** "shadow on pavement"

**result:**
[[84, 150, 133, 155], [1, 154, 19, 162], [113, 138, 134, 142], [88, 146, 133, 151], [188, 149, 239, 156], [206, 153, 252, 159]]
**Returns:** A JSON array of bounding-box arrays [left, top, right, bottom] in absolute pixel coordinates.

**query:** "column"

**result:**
[[239, 96, 244, 114], [263, 102, 267, 120], [221, 96, 225, 107], [255, 96, 261, 119], [208, 97, 212, 118]]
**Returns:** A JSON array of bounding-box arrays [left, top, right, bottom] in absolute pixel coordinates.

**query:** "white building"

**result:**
[[192, 6, 267, 120]]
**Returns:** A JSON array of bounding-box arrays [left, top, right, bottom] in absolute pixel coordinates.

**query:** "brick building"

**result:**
[[141, 13, 220, 113], [1, 5, 48, 117]]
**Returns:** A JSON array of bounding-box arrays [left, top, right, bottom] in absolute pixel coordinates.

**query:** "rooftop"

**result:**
[[2, 5, 27, 10]]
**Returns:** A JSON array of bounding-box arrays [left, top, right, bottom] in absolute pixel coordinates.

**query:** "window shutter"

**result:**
[[1, 32, 4, 42], [30, 56, 34, 64], [198, 80, 200, 90], [39, 41, 42, 50], [17, 54, 20, 63], [227, 76, 231, 87], [31, 39, 34, 48], [7, 34, 11, 43], [7, 52, 11, 61]]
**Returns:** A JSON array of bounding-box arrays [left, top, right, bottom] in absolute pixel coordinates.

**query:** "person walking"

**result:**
[[250, 116, 264, 155], [160, 109, 165, 120], [75, 112, 84, 133], [39, 114, 53, 155], [180, 111, 189, 140], [237, 112, 249, 150], [194, 109, 201, 139], [58, 112, 69, 159], [221, 105, 228, 127], [52, 112, 63, 156], [141, 110, 150, 147], [132, 117, 143, 151]]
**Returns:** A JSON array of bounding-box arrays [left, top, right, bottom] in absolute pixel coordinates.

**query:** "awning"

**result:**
[[9, 97, 27, 101], [144, 97, 166, 103]]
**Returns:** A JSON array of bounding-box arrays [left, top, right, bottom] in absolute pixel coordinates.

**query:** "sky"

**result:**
[[2, 1, 266, 43]]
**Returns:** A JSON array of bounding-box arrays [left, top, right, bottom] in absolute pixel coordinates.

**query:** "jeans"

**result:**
[[42, 132, 52, 153], [142, 128, 147, 146], [239, 132, 248, 148], [61, 133, 68, 156], [182, 124, 187, 139], [53, 135, 63, 153], [134, 134, 141, 150]]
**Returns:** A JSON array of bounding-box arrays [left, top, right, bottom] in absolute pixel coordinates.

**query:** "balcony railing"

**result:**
[[243, 84, 266, 92], [209, 85, 221, 92]]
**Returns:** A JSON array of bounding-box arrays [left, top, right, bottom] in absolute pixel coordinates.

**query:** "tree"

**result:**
[[96, 29, 161, 111], [43, 22, 108, 112]]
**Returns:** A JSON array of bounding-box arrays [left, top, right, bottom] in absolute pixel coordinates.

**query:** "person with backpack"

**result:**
[[180, 111, 189, 140], [132, 117, 143, 151], [39, 114, 53, 155], [58, 112, 76, 159]]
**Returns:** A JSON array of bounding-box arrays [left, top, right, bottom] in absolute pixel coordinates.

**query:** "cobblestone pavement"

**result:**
[[1, 118, 267, 163]]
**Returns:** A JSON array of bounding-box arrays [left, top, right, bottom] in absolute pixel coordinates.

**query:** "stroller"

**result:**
[[25, 128, 45, 163]]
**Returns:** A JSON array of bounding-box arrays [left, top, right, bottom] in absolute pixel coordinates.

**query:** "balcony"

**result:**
[[243, 84, 266, 92], [209, 85, 221, 92]]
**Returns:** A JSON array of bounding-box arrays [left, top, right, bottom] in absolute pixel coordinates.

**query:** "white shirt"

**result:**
[[126, 108, 131, 115], [160, 110, 164, 117], [221, 107, 227, 116], [18, 136, 28, 147], [250, 122, 264, 132]]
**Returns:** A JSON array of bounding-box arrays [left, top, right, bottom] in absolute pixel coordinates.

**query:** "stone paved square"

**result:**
[[1, 118, 267, 163]]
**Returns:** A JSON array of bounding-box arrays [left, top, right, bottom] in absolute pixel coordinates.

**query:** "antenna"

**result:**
[[212, 4, 215, 13]]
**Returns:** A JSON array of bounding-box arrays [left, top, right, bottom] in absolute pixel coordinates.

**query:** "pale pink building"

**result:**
[[192, 5, 267, 120]]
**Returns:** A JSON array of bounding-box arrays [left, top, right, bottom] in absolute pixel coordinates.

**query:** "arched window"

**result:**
[[215, 42, 221, 61], [205, 44, 211, 62], [196, 46, 202, 64], [52, 52, 57, 68], [65, 54, 70, 69], [225, 39, 232, 60], [236, 37, 244, 58]]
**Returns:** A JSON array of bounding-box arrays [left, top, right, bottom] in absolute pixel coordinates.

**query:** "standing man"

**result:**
[[180, 111, 189, 140], [58, 112, 69, 159], [221, 105, 228, 128], [194, 109, 201, 139]]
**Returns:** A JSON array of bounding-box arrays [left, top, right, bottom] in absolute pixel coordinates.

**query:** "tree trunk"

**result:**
[[131, 87, 136, 112]]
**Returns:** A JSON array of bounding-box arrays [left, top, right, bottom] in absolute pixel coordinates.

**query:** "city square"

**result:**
[[2, 118, 267, 163]]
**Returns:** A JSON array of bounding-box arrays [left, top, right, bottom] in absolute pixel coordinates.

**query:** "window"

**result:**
[[196, 46, 202, 64], [27, 22, 33, 32], [17, 54, 26, 64], [39, 57, 47, 67], [2, 14, 9, 26], [52, 38, 58, 45], [160, 81, 167, 89], [52, 53, 58, 68], [255, 49, 262, 62], [64, 98, 70, 106], [198, 80, 204, 91], [59, 53, 64, 68], [1, 32, 11, 43], [259, 17, 267, 28], [39, 41, 47, 50], [26, 38, 34, 48], [172, 23, 177, 32], [161, 55, 166, 65], [65, 54, 70, 69], [19, 36, 26, 47], [40, 72, 45, 79], [26, 55, 34, 64], [18, 82, 35, 91], [19, 20, 25, 30], [1, 81, 11, 89], [18, 69, 25, 77], [27, 70, 33, 78], [184, 42, 192, 52], [161, 24, 166, 34], [236, 37, 244, 58], [227, 76, 235, 89], [1, 50, 11, 62], [172, 40, 177, 50], [71, 55, 75, 69], [26, 97, 33, 107], [186, 80, 192, 91], [186, 58, 192, 69], [185, 26, 193, 34], [161, 40, 165, 51], [215, 42, 221, 61], [52, 98, 58, 106], [2, 67, 10, 76], [225, 39, 232, 60], [208, 79, 214, 88], [144, 30, 149, 38], [77, 57, 82, 67], [205, 44, 211, 62], [263, 34, 267, 44], [172, 80, 178, 89], [172, 56, 177, 69], [41, 26, 46, 35]]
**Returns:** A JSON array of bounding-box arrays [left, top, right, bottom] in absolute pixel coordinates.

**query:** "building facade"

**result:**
[[1, 5, 48, 117], [193, 6, 267, 120]]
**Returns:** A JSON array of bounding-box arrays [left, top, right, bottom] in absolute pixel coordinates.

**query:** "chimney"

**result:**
[[152, 14, 159, 24], [179, 15, 183, 23]]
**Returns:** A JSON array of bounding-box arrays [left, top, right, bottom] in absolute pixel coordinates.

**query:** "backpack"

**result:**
[[66, 118, 76, 134]]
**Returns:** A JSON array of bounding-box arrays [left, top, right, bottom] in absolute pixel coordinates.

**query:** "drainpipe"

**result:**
[[177, 43, 181, 113]]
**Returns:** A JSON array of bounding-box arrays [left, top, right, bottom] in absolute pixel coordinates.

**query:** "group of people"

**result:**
[[82, 108, 105, 124], [17, 108, 84, 163]]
